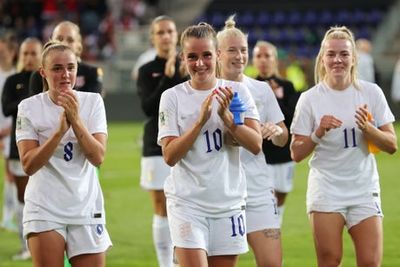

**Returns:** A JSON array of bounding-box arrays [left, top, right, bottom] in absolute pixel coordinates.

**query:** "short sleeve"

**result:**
[[15, 100, 37, 142], [370, 84, 395, 127], [157, 89, 179, 145], [290, 92, 314, 136], [88, 94, 107, 135], [264, 83, 285, 124], [237, 82, 260, 121]]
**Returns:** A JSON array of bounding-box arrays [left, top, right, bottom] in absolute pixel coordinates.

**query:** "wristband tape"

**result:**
[[310, 131, 322, 144]]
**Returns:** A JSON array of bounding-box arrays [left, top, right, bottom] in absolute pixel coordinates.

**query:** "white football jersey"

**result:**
[[16, 91, 107, 224], [291, 80, 395, 206], [158, 79, 259, 217], [240, 76, 284, 205]]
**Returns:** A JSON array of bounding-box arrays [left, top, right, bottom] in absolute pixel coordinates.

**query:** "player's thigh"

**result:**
[[349, 216, 382, 266], [70, 252, 106, 267], [150, 190, 167, 216], [309, 212, 345, 260], [175, 248, 208, 267], [247, 229, 282, 267], [27, 230, 65, 267], [208, 254, 239, 267]]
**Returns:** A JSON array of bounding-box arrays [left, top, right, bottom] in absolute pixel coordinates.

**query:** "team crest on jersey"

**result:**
[[95, 224, 104, 236], [16, 116, 25, 130], [159, 111, 166, 126]]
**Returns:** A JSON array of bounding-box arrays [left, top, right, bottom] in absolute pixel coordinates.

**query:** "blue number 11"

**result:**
[[343, 127, 357, 148]]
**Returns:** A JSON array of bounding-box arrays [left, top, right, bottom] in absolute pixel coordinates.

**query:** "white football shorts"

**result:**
[[167, 201, 248, 256], [140, 156, 170, 190], [24, 220, 112, 259]]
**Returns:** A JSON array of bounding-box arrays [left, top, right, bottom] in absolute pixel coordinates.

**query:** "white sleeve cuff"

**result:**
[[310, 131, 322, 144]]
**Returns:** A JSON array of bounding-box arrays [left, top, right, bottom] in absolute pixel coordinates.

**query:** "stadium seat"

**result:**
[[256, 11, 270, 27], [337, 9, 352, 25], [288, 10, 302, 26], [304, 10, 317, 26], [368, 9, 384, 25], [319, 10, 334, 26], [352, 9, 366, 25], [271, 10, 286, 26], [210, 11, 225, 29], [237, 10, 255, 28]]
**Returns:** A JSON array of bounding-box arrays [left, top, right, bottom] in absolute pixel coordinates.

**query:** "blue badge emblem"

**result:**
[[96, 224, 104, 235]]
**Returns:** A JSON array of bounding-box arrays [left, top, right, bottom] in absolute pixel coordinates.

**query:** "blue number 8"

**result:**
[[64, 142, 73, 161]]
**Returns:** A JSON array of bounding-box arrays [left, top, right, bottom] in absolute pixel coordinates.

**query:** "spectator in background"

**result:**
[[252, 40, 299, 226], [136, 15, 186, 267], [0, 32, 18, 233], [290, 26, 397, 267], [217, 17, 286, 267], [2, 37, 43, 261], [29, 21, 104, 96], [355, 38, 375, 83]]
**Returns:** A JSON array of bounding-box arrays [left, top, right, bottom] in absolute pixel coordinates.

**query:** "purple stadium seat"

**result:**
[[304, 10, 317, 26], [238, 10, 255, 28], [210, 11, 225, 29], [288, 10, 302, 26], [271, 10, 286, 26], [319, 10, 334, 26], [256, 11, 270, 27]]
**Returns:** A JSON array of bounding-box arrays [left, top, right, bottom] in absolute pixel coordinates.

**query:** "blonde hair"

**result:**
[[314, 26, 358, 87], [216, 14, 248, 48], [41, 40, 77, 91], [52, 21, 83, 58], [253, 40, 280, 77]]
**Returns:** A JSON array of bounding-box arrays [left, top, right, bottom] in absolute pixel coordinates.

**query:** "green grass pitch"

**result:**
[[0, 122, 399, 267]]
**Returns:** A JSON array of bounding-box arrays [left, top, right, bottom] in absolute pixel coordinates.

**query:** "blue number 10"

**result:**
[[204, 128, 222, 153], [230, 214, 246, 237]]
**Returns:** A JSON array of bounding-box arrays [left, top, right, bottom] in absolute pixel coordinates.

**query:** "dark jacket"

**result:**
[[137, 56, 187, 156]]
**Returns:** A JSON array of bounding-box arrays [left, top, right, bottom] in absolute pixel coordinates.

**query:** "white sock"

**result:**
[[153, 214, 173, 267], [2, 180, 17, 226], [16, 202, 27, 251], [278, 205, 285, 226]]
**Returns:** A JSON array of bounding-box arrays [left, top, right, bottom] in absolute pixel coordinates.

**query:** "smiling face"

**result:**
[[322, 38, 355, 85], [40, 48, 77, 100], [181, 37, 217, 89], [217, 35, 248, 81]]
